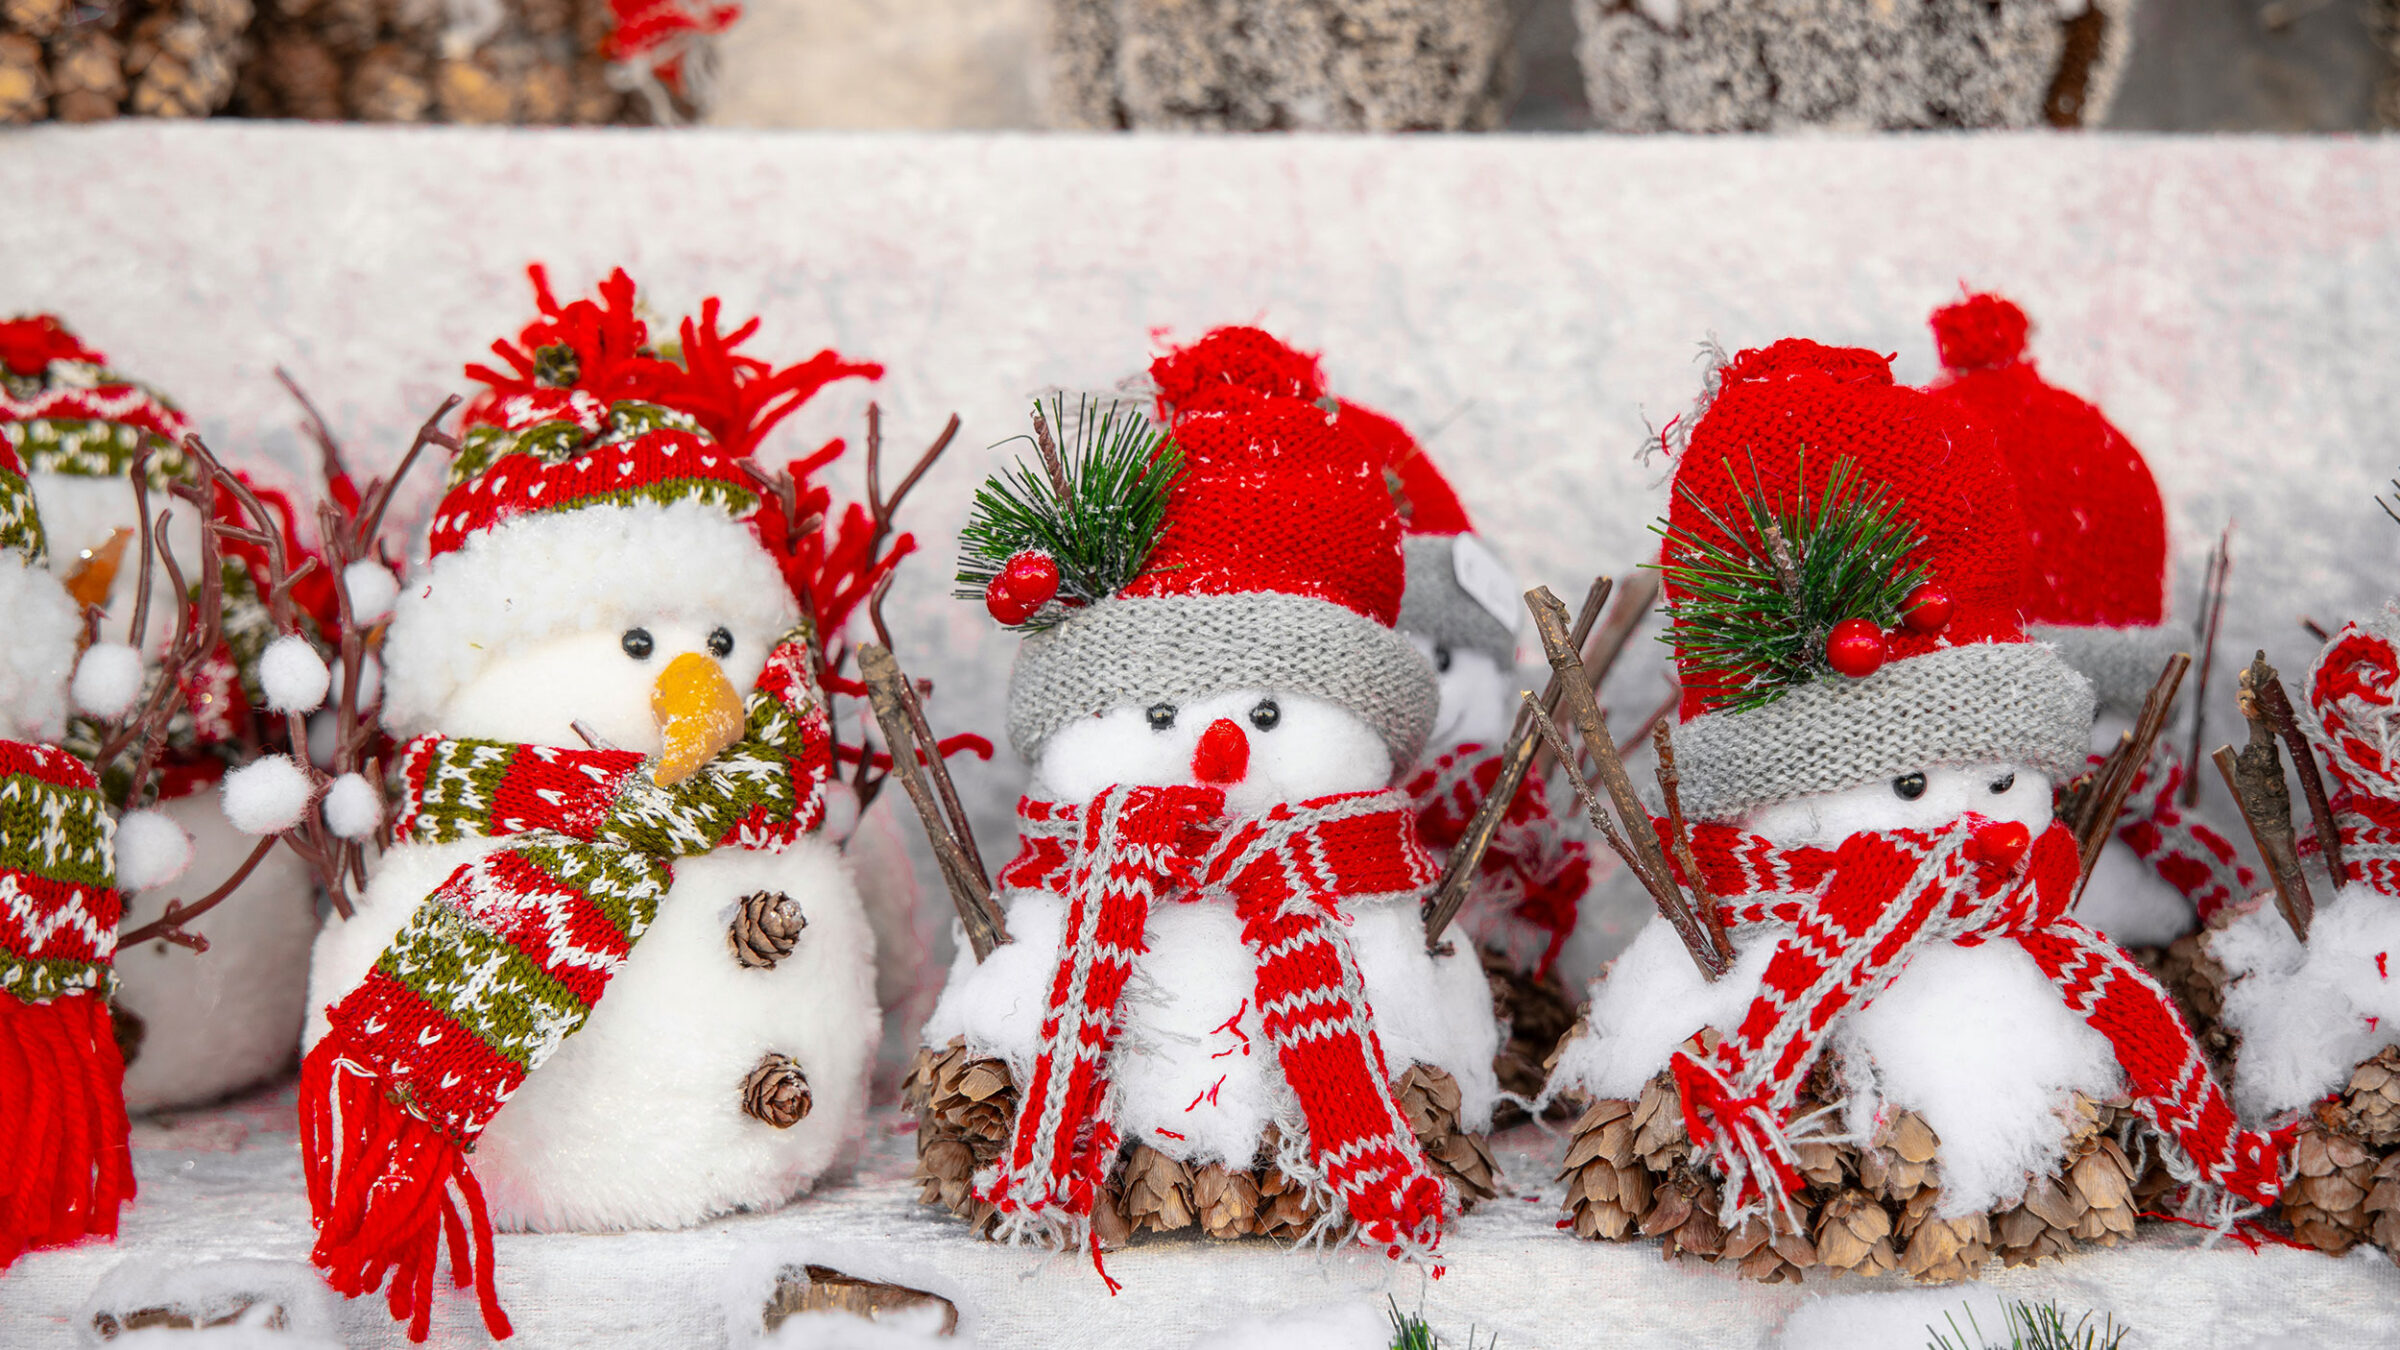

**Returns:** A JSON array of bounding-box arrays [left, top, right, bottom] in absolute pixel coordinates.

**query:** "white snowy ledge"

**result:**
[[5, 1090, 2399, 1348]]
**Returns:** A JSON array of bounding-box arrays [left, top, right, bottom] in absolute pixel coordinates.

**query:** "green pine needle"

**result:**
[[1649, 451, 1931, 712], [953, 394, 1182, 632], [1388, 1297, 1438, 1350], [1926, 1298, 2129, 1350]]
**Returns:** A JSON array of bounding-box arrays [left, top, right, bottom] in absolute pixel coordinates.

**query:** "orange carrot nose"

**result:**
[[1968, 819, 2032, 872], [1192, 718, 1249, 784]]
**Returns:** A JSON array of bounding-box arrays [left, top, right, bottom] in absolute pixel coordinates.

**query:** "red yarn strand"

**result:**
[[0, 993, 132, 1269]]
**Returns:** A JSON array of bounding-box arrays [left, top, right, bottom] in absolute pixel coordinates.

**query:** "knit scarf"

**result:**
[[300, 633, 831, 1342], [1672, 815, 2282, 1228], [982, 785, 1450, 1260], [0, 739, 133, 1270], [2101, 750, 2254, 925], [2304, 618, 2400, 895], [1404, 742, 1592, 976]]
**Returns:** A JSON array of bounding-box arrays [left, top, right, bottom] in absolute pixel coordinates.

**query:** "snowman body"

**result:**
[[307, 593, 878, 1232], [31, 467, 321, 1110], [924, 687, 1500, 1171], [1557, 761, 2124, 1217]]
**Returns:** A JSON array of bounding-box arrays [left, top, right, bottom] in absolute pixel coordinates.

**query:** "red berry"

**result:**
[[1901, 583, 1954, 635], [984, 550, 1061, 626], [1825, 618, 1887, 678]]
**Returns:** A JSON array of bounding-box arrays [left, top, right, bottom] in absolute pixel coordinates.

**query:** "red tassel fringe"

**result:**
[[298, 1040, 513, 1342], [0, 991, 133, 1269]]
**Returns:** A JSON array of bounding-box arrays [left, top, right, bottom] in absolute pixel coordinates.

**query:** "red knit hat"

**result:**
[[0, 314, 192, 487], [999, 328, 1435, 765], [1658, 339, 2092, 818], [1928, 292, 2174, 714], [384, 267, 880, 732], [1365, 402, 1520, 666]]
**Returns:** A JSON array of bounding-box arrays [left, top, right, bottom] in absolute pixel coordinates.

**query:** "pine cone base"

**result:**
[[1482, 946, 1580, 1126], [1559, 1065, 2147, 1284], [906, 1038, 1495, 1244]]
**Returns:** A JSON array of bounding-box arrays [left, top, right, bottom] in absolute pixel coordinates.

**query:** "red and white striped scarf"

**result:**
[[1673, 815, 2283, 1226], [1404, 743, 1592, 976], [2101, 751, 2254, 925], [2305, 620, 2400, 893], [981, 785, 1450, 1259]]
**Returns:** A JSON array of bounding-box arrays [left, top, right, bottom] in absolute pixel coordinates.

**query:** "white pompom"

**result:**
[[72, 641, 145, 719], [259, 633, 331, 714], [344, 560, 400, 623], [221, 755, 314, 835], [323, 772, 383, 839], [113, 808, 194, 891]]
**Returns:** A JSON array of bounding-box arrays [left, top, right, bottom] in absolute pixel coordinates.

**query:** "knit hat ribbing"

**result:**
[[1928, 293, 2168, 632], [1661, 338, 2092, 818], [1365, 401, 1518, 666], [1004, 327, 1435, 766]]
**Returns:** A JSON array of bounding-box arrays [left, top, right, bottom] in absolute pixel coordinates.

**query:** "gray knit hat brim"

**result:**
[[1006, 591, 1439, 768], [2031, 623, 2185, 723], [1669, 640, 2096, 821], [1397, 535, 1517, 666]]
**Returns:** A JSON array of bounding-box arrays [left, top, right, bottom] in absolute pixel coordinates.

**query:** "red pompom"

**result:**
[[1931, 293, 2030, 372], [0, 315, 102, 378], [986, 550, 1060, 625], [1901, 583, 1955, 635], [1825, 618, 1887, 678]]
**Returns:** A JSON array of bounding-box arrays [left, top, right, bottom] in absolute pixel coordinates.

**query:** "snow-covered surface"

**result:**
[[9, 1084, 2400, 1348], [2214, 886, 2400, 1120]]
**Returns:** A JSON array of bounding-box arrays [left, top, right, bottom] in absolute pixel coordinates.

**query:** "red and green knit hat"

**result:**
[[383, 267, 882, 733], [1927, 292, 2175, 719], [968, 326, 1436, 767], [1657, 338, 2093, 820], [1366, 407, 1520, 668], [0, 316, 192, 489]]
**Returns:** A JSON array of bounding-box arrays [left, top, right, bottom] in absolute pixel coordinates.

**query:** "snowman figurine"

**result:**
[[0, 435, 138, 1268], [2, 313, 325, 1112], [300, 274, 881, 1340], [1547, 339, 2279, 1281], [915, 330, 1499, 1261], [1925, 292, 2252, 952]]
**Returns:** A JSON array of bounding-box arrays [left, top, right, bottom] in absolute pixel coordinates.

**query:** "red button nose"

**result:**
[[1968, 819, 2031, 872], [1192, 718, 1250, 784]]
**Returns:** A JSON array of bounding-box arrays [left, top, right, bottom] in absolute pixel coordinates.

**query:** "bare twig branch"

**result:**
[[1421, 574, 1610, 948], [116, 835, 279, 951], [859, 643, 1005, 960], [2181, 526, 2232, 804], [2241, 652, 2345, 884], [1653, 721, 1729, 963], [2068, 652, 2190, 900], [1028, 403, 1074, 508], [2214, 739, 2313, 944]]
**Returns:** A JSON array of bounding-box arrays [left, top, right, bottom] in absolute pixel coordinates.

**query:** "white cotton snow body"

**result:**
[[2212, 885, 2400, 1121], [1551, 914, 2121, 1217], [116, 791, 319, 1111], [307, 831, 879, 1232], [924, 885, 1499, 1169]]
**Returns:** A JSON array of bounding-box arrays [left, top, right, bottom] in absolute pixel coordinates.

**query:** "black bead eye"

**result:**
[[1249, 698, 1281, 732], [621, 628, 654, 660], [1892, 772, 1927, 802], [1434, 646, 1454, 674], [707, 627, 735, 659], [1988, 772, 2016, 795], [1146, 703, 1177, 732]]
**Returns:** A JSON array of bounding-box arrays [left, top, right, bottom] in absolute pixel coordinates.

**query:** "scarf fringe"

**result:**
[[298, 1040, 512, 1343], [0, 991, 132, 1269]]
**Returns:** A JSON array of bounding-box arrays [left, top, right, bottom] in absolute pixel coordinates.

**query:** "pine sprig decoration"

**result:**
[[954, 395, 1181, 631], [1651, 452, 1931, 712]]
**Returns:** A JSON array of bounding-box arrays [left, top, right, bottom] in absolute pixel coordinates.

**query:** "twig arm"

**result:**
[[859, 644, 1007, 960], [2070, 652, 2190, 899]]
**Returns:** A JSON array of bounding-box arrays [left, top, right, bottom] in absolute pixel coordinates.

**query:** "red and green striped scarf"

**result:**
[[0, 738, 134, 1270], [300, 630, 831, 1342]]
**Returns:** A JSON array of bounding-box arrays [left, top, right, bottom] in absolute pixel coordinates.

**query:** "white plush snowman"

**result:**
[[0, 313, 318, 1110], [1546, 339, 2280, 1258], [1925, 292, 2254, 949], [296, 276, 881, 1340], [923, 330, 1498, 1259]]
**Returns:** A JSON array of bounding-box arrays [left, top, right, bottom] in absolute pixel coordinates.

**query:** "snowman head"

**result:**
[[987, 328, 1436, 816], [1655, 338, 2093, 835], [0, 438, 80, 743], [383, 269, 878, 767]]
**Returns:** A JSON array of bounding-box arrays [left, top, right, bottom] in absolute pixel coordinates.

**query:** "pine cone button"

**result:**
[[729, 890, 805, 969], [743, 1053, 811, 1128]]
